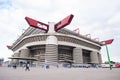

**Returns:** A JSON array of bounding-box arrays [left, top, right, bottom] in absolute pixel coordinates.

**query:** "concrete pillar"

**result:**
[[45, 22, 58, 65], [73, 47, 83, 64], [12, 53, 19, 63], [47, 22, 56, 34], [45, 36, 58, 65], [90, 51, 99, 64], [20, 49, 30, 58], [98, 53, 102, 64]]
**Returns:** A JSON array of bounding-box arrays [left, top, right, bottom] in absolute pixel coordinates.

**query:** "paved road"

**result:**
[[0, 67, 120, 80]]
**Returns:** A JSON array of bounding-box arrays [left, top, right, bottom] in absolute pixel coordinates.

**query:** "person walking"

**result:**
[[25, 63, 30, 71], [13, 64, 17, 69]]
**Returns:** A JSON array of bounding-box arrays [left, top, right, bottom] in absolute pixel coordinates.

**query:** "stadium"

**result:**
[[8, 14, 103, 67]]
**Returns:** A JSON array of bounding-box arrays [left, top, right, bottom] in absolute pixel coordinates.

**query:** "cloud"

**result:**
[[107, 11, 120, 25], [0, 0, 120, 62], [0, 0, 12, 9]]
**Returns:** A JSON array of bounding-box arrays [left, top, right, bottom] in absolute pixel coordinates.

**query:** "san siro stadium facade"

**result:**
[[9, 14, 103, 67]]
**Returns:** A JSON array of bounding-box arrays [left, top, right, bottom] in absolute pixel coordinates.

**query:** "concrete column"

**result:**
[[90, 51, 99, 64], [47, 22, 56, 34], [45, 35, 58, 65], [20, 49, 30, 58], [73, 47, 83, 64], [45, 22, 58, 65], [12, 53, 19, 63], [98, 53, 102, 64]]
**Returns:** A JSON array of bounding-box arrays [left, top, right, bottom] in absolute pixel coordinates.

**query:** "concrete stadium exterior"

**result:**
[[9, 26, 102, 65], [9, 15, 103, 67]]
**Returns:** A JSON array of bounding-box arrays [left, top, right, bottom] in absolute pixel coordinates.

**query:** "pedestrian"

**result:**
[[13, 64, 17, 69], [25, 63, 30, 71]]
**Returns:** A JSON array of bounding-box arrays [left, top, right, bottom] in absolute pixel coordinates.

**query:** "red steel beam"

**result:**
[[25, 17, 49, 32], [55, 14, 74, 31]]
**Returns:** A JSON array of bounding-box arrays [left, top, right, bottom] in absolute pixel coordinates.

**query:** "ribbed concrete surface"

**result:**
[[73, 47, 83, 63], [20, 49, 30, 58], [45, 44, 58, 64], [90, 51, 99, 63]]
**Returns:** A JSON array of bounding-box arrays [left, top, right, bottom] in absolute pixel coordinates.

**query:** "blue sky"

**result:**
[[0, 0, 12, 8], [0, 0, 120, 62]]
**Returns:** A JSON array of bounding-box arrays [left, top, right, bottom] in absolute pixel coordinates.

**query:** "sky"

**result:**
[[0, 0, 120, 62]]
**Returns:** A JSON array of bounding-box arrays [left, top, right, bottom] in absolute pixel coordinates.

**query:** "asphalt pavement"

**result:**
[[0, 67, 119, 80]]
